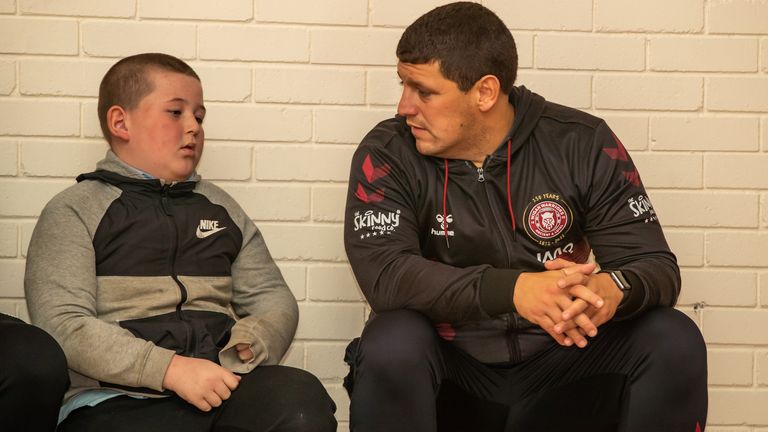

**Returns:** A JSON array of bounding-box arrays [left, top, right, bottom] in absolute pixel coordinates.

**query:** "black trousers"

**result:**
[[346, 308, 708, 432], [0, 313, 69, 432], [58, 365, 337, 432]]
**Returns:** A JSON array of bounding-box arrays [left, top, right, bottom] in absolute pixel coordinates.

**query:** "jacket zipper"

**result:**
[[161, 185, 195, 357], [468, 159, 521, 361]]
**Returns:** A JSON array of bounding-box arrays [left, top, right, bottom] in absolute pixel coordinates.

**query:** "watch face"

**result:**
[[610, 271, 631, 291]]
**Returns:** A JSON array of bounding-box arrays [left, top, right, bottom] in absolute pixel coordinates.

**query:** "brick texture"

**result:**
[[0, 100, 80, 137], [537, 34, 645, 71], [369, 0, 446, 27], [665, 230, 704, 267], [595, 75, 703, 111], [199, 26, 308, 62], [0, 223, 17, 258], [706, 154, 768, 189], [678, 269, 756, 307], [632, 153, 702, 189], [595, 0, 704, 33], [708, 77, 768, 112], [253, 67, 365, 105], [707, 349, 754, 386], [257, 0, 366, 25], [20, 140, 105, 177], [517, 71, 592, 109], [651, 117, 759, 152], [81, 21, 196, 59], [0, 18, 77, 55], [0, 139, 17, 176], [707, 232, 768, 267], [601, 115, 648, 151], [487, 0, 592, 31], [650, 37, 758, 72], [0, 60, 14, 95], [1, 2, 767, 427], [139, 0, 252, 21], [19, 59, 111, 97], [650, 191, 758, 228], [311, 28, 400, 66], [709, 0, 768, 35], [708, 389, 768, 425], [20, 0, 135, 18]]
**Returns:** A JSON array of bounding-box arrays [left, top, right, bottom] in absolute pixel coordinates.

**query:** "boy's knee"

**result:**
[[266, 367, 337, 431]]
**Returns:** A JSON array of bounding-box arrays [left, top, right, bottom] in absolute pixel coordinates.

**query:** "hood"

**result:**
[[76, 150, 201, 189]]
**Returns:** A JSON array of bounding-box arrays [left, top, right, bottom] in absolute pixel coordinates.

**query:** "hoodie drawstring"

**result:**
[[441, 139, 517, 249], [443, 158, 450, 248], [505, 139, 517, 233]]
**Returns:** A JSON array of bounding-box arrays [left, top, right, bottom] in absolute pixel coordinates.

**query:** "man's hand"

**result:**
[[513, 262, 602, 348], [162, 354, 241, 412], [545, 258, 624, 334]]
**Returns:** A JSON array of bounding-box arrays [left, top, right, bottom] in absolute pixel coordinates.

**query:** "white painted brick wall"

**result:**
[[1, 1, 766, 427]]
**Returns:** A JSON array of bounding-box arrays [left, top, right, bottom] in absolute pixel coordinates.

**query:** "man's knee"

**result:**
[[630, 308, 706, 378], [356, 309, 440, 371]]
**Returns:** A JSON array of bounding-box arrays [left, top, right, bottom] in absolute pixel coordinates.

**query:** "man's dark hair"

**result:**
[[97, 52, 200, 142], [396, 2, 518, 94]]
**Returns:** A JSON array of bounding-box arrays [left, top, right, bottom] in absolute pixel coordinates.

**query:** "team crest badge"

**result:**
[[523, 194, 573, 246]]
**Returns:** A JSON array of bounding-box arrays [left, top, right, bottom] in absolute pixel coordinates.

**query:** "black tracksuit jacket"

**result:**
[[343, 86, 680, 364]]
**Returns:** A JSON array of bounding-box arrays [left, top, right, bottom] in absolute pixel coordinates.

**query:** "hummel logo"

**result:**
[[196, 219, 226, 239]]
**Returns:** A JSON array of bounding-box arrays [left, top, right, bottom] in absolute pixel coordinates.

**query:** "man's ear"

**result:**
[[475, 75, 501, 113], [106, 105, 130, 142]]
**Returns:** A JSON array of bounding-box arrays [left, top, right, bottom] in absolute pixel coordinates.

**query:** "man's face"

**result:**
[[122, 69, 205, 181], [396, 61, 479, 160]]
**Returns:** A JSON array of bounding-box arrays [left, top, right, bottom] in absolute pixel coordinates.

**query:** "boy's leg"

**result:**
[[0, 313, 69, 432], [214, 365, 337, 432], [58, 366, 336, 432]]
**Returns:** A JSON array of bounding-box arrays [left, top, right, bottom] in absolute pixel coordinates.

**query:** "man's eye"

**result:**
[[418, 89, 431, 98], [195, 116, 204, 124]]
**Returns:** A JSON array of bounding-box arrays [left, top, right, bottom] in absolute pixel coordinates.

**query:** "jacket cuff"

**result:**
[[144, 346, 177, 391], [479, 268, 523, 316], [612, 270, 646, 321]]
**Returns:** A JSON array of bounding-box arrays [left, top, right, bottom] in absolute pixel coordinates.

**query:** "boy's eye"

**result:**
[[168, 110, 182, 116], [195, 116, 204, 124]]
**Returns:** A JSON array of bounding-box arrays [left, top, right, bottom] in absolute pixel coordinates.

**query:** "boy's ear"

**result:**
[[107, 105, 130, 142]]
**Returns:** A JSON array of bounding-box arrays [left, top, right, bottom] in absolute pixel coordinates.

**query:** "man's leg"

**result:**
[[503, 307, 707, 432], [0, 313, 69, 432], [348, 309, 510, 432]]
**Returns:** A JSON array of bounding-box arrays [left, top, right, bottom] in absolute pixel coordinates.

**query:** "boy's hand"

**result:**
[[162, 355, 241, 412], [235, 343, 254, 361]]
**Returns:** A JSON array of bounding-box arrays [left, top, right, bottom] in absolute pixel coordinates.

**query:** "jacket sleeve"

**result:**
[[344, 137, 520, 323], [579, 121, 681, 320], [212, 190, 298, 373], [24, 191, 176, 391]]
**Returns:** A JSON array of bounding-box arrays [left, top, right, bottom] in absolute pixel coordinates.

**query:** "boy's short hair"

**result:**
[[97, 53, 200, 143], [396, 2, 518, 94]]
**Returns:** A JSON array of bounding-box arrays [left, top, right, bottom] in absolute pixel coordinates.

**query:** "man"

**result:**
[[0, 313, 68, 431], [343, 3, 707, 431], [25, 53, 336, 431]]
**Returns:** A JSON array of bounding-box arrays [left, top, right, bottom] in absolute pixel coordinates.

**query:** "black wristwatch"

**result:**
[[604, 270, 632, 302]]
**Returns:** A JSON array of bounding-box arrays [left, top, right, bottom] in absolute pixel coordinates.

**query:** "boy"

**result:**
[[25, 53, 336, 431]]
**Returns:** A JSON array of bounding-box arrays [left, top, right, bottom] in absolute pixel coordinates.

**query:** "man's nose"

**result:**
[[397, 89, 417, 117]]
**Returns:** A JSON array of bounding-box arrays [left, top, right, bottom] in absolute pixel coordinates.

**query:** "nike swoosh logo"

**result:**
[[196, 226, 227, 239]]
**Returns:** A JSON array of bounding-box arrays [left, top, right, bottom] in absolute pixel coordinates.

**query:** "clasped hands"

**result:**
[[512, 258, 623, 348]]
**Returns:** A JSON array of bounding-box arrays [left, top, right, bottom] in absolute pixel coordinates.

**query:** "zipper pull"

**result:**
[[477, 167, 485, 183]]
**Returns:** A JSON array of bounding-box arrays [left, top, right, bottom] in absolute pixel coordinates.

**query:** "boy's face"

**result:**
[[121, 69, 205, 181]]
